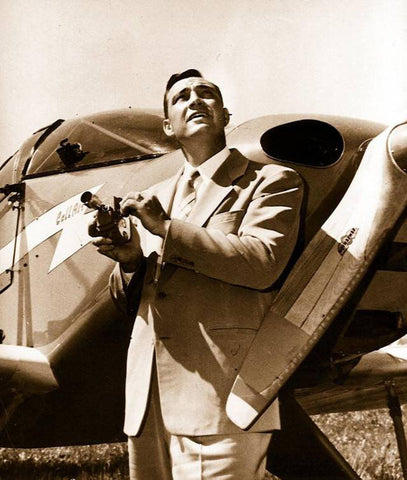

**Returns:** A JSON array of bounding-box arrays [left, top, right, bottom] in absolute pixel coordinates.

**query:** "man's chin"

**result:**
[[187, 117, 212, 127], [184, 122, 212, 137]]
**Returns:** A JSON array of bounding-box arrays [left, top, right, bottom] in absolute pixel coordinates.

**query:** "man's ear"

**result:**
[[163, 118, 174, 137], [223, 108, 230, 127]]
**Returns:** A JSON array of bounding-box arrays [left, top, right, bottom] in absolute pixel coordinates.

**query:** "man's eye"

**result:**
[[196, 88, 216, 99], [174, 93, 188, 104]]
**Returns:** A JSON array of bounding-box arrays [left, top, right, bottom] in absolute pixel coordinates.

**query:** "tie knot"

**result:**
[[186, 169, 200, 187]]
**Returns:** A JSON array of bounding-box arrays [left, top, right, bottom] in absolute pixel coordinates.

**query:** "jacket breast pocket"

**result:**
[[206, 210, 245, 234]]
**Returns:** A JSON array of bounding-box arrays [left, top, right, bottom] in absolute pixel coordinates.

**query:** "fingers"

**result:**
[[91, 236, 113, 248], [120, 192, 142, 217], [88, 214, 118, 238], [88, 216, 100, 237], [91, 236, 116, 254], [89, 222, 116, 238], [121, 191, 145, 204], [120, 191, 144, 217], [89, 236, 118, 260]]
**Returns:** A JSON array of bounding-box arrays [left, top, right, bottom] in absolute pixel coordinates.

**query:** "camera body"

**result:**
[[81, 191, 131, 245]]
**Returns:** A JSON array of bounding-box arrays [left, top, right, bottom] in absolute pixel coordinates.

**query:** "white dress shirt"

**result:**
[[171, 146, 231, 218]]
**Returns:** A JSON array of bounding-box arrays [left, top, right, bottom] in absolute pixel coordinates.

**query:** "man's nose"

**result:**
[[189, 91, 203, 108]]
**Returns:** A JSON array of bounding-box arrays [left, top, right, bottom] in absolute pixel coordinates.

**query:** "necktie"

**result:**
[[174, 169, 200, 220]]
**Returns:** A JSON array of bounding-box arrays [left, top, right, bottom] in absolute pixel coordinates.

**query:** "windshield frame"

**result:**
[[22, 109, 178, 179], [22, 152, 167, 180]]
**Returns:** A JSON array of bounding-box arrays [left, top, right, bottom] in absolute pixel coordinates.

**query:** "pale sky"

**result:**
[[1, 0, 406, 161]]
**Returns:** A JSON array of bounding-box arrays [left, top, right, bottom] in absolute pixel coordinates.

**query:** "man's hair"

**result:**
[[163, 69, 223, 118]]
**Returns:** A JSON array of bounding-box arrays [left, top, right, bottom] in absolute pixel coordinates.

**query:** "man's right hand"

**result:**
[[88, 216, 142, 273]]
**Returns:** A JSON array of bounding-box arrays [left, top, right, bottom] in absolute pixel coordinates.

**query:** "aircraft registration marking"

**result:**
[[0, 184, 103, 275]]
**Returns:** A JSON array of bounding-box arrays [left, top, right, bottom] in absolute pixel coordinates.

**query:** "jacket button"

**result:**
[[157, 291, 167, 299]]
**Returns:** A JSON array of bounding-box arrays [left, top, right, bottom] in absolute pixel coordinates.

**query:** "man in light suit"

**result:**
[[91, 70, 303, 479]]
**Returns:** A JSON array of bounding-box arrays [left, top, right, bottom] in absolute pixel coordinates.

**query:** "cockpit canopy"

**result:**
[[25, 110, 178, 177]]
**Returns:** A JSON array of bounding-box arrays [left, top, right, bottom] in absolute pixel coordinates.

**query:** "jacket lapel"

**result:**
[[154, 169, 183, 216], [142, 168, 182, 258], [187, 149, 249, 227]]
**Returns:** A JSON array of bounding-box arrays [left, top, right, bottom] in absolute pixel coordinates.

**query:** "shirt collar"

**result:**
[[183, 146, 230, 180]]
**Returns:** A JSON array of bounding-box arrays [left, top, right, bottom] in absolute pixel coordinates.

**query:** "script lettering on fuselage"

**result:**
[[56, 202, 87, 225]]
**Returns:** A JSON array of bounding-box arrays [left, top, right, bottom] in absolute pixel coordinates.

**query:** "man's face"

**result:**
[[163, 77, 229, 142]]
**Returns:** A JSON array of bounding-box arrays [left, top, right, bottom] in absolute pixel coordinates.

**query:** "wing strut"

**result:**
[[267, 390, 361, 479], [386, 380, 407, 480]]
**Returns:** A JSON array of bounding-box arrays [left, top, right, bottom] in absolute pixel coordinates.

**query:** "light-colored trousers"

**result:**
[[128, 372, 272, 480]]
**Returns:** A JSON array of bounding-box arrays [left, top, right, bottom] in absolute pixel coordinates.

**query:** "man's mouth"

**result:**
[[187, 111, 209, 122]]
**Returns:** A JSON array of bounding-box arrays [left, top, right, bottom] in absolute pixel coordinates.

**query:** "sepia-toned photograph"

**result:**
[[0, 1, 406, 479]]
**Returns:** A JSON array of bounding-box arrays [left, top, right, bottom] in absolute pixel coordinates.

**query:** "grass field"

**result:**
[[0, 407, 406, 479], [314, 408, 404, 480]]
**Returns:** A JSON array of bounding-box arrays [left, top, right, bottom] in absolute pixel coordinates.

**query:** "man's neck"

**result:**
[[181, 136, 227, 167]]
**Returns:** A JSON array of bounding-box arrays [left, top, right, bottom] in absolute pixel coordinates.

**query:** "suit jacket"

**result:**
[[110, 148, 304, 437]]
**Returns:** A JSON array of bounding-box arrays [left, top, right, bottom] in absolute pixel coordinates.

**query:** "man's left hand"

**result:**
[[120, 191, 171, 238]]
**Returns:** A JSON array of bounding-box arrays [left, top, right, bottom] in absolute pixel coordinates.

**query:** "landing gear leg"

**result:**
[[386, 380, 407, 480], [267, 391, 361, 479]]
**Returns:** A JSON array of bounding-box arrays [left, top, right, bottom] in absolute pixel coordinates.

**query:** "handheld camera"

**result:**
[[81, 191, 131, 245]]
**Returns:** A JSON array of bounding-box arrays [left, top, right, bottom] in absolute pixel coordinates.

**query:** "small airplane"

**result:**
[[0, 107, 406, 479]]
